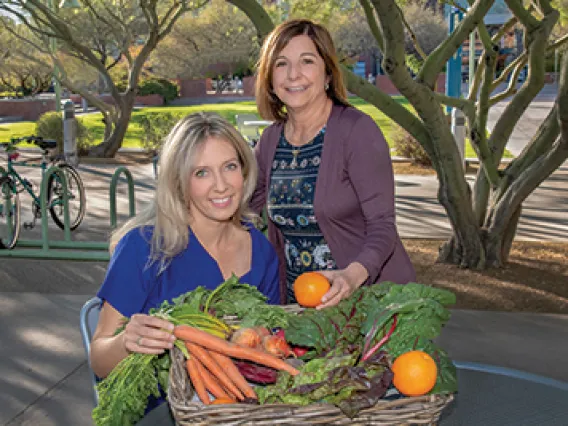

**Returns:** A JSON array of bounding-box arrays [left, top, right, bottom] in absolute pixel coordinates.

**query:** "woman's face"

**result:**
[[271, 34, 330, 112], [187, 136, 244, 225]]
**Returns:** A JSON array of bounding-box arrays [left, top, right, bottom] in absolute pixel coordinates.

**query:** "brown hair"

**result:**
[[255, 19, 350, 121]]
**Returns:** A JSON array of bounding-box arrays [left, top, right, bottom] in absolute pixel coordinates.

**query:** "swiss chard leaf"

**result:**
[[285, 290, 366, 354], [271, 349, 393, 418]]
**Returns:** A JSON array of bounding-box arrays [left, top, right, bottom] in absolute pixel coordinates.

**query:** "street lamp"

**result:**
[[46, 0, 80, 112]]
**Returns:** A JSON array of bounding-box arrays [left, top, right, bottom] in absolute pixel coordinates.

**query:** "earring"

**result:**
[[325, 82, 329, 91]]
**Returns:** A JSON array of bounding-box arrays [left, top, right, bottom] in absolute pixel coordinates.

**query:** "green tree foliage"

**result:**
[[0, 18, 52, 97], [151, 0, 258, 80], [0, 0, 201, 157]]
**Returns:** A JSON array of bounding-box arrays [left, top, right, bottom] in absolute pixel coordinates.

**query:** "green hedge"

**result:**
[[116, 77, 179, 104], [137, 111, 186, 154]]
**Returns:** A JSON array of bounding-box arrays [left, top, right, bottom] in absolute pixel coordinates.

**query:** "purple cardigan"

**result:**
[[251, 104, 416, 304]]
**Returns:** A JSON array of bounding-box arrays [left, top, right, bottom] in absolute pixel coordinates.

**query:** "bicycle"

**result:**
[[0, 135, 86, 249]]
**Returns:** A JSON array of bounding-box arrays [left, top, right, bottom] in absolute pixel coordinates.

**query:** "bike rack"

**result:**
[[110, 166, 136, 229], [0, 166, 137, 260]]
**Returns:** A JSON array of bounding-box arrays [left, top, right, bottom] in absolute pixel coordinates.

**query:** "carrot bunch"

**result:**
[[174, 325, 300, 405]]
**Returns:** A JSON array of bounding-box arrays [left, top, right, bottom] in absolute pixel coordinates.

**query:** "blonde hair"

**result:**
[[256, 19, 350, 122], [110, 112, 258, 272]]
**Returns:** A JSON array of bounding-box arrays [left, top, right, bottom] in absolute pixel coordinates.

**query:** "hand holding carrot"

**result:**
[[123, 313, 176, 355]]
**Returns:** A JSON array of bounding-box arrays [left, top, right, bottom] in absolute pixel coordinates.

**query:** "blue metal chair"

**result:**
[[79, 296, 102, 406]]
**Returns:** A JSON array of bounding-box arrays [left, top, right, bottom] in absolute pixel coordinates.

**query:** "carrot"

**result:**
[[185, 342, 245, 400], [174, 325, 300, 376], [194, 358, 231, 400], [209, 350, 257, 400], [186, 356, 211, 405]]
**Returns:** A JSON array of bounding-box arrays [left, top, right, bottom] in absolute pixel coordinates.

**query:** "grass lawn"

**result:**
[[0, 97, 507, 159]]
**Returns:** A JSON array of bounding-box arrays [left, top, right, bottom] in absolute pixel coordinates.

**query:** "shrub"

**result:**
[[138, 112, 185, 154], [35, 111, 94, 156], [113, 73, 179, 104], [138, 78, 179, 104], [391, 124, 432, 167]]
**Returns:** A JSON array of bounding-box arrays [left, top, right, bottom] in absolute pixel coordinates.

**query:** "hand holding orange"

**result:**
[[391, 350, 438, 396], [293, 272, 331, 307]]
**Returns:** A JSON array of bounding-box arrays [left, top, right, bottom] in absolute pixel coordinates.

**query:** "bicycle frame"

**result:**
[[2, 149, 66, 211]]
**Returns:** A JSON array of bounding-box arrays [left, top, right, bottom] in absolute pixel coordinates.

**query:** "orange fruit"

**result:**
[[391, 350, 438, 396], [293, 272, 331, 307], [211, 397, 237, 405]]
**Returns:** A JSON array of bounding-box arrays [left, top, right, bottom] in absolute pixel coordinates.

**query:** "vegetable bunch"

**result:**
[[173, 325, 299, 405], [258, 282, 459, 417], [92, 274, 289, 426]]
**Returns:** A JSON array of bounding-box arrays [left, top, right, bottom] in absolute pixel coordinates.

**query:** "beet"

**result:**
[[234, 360, 278, 384]]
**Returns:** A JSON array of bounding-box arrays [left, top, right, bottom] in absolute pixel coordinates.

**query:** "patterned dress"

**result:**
[[267, 127, 337, 302]]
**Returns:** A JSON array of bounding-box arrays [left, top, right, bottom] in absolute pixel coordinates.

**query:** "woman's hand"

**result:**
[[316, 262, 369, 309], [123, 314, 176, 355]]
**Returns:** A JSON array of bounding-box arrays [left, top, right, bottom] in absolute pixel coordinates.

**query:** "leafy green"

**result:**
[[207, 274, 290, 329], [93, 354, 159, 426], [238, 304, 290, 329], [257, 347, 392, 418], [93, 275, 291, 426], [284, 282, 458, 396], [285, 290, 367, 354]]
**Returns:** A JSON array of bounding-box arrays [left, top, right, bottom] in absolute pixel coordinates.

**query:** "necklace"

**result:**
[[289, 125, 325, 169], [291, 148, 300, 169]]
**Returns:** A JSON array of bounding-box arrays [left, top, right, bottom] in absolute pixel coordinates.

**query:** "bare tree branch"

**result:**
[[473, 47, 500, 185], [359, 0, 384, 52], [419, 0, 495, 88], [397, 3, 427, 60], [433, 92, 476, 122], [227, 0, 274, 40], [488, 6, 559, 160], [504, 0, 539, 30]]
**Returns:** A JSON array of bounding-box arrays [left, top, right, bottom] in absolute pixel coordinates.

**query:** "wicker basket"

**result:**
[[167, 305, 454, 425]]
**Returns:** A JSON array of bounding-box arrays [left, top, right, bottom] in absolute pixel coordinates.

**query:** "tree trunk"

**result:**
[[483, 205, 522, 267], [88, 92, 136, 158]]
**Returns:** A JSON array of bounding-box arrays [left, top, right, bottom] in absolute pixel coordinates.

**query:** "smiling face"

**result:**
[[271, 34, 330, 113], [186, 136, 244, 225]]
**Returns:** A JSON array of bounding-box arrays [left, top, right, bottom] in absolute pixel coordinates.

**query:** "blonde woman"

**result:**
[[90, 113, 279, 403]]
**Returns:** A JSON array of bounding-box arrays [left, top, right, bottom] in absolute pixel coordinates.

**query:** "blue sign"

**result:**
[[445, 6, 464, 112]]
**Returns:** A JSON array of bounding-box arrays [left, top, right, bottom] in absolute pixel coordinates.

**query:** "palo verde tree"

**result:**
[[0, 18, 52, 96], [0, 0, 205, 157], [233, 0, 568, 269]]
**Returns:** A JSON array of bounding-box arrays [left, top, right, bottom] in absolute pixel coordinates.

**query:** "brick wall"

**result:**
[[242, 76, 256, 97], [178, 79, 207, 98], [134, 94, 164, 106], [0, 98, 56, 121], [69, 93, 164, 106]]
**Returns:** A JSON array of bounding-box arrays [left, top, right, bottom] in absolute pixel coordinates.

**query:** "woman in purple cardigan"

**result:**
[[251, 19, 415, 307]]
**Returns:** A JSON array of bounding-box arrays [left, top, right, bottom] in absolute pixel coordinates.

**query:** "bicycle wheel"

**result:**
[[0, 176, 21, 249], [47, 164, 86, 230]]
